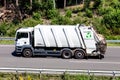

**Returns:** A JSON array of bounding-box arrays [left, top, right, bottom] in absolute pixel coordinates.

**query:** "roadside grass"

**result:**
[[0, 40, 14, 45], [0, 72, 119, 80], [107, 42, 120, 46]]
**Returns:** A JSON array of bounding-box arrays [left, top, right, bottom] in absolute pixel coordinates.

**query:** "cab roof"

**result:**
[[17, 27, 33, 32]]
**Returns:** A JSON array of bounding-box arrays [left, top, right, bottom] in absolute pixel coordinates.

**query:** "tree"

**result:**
[[64, 0, 66, 8], [102, 0, 120, 34], [0, 0, 6, 8], [15, 0, 22, 22], [76, 0, 77, 5], [4, 0, 6, 8], [30, 0, 32, 10], [103, 9, 120, 34], [53, 0, 56, 8]]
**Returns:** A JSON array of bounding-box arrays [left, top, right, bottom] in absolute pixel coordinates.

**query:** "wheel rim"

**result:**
[[75, 50, 85, 59], [23, 49, 32, 57], [62, 50, 72, 59], [64, 52, 70, 57], [77, 51, 83, 58], [25, 51, 30, 56]]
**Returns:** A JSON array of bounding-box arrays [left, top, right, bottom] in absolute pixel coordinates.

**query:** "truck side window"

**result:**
[[17, 32, 28, 39]]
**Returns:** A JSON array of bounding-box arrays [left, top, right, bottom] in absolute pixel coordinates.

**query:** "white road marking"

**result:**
[[69, 60, 120, 65], [0, 45, 14, 47]]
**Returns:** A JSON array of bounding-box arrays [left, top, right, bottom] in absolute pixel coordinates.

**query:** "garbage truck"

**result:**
[[15, 24, 107, 59]]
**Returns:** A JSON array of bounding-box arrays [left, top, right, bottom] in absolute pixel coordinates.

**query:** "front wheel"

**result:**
[[22, 49, 33, 57]]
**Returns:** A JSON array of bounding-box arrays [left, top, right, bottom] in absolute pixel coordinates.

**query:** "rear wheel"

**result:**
[[22, 49, 33, 57], [74, 49, 85, 59], [61, 49, 72, 59]]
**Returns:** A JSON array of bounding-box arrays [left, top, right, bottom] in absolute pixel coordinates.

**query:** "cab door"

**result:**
[[16, 32, 30, 46]]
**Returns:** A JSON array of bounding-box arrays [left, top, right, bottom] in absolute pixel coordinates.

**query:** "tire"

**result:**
[[22, 49, 33, 57], [61, 49, 72, 59], [98, 54, 104, 59], [74, 49, 85, 59]]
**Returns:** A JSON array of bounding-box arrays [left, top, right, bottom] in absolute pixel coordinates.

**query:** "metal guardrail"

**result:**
[[0, 37, 15, 40], [0, 68, 120, 77], [106, 40, 120, 43], [0, 37, 120, 43]]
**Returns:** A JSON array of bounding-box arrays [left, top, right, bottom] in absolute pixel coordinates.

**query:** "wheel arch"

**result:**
[[22, 45, 34, 55]]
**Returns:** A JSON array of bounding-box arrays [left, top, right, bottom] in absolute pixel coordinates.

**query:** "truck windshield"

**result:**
[[16, 32, 28, 40]]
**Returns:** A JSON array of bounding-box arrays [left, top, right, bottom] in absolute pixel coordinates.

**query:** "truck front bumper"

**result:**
[[15, 46, 22, 54]]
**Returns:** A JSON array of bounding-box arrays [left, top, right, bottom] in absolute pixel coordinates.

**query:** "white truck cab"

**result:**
[[15, 27, 33, 54]]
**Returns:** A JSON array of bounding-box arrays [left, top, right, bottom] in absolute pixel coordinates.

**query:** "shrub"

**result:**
[[72, 7, 82, 13], [12, 18, 20, 25], [110, 0, 120, 9], [92, 18, 109, 35], [85, 9, 92, 18], [44, 0, 54, 10], [62, 72, 70, 80], [65, 10, 72, 18], [32, 1, 42, 11], [0, 22, 7, 36], [6, 27, 16, 37], [72, 17, 82, 25], [32, 12, 41, 20], [51, 16, 72, 25], [106, 35, 120, 40], [93, 0, 102, 9], [98, 6, 113, 16], [19, 18, 43, 27], [103, 9, 120, 34], [77, 12, 83, 17], [46, 9, 59, 19]]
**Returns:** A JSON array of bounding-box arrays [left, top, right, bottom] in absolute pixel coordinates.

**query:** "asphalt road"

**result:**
[[0, 45, 120, 71]]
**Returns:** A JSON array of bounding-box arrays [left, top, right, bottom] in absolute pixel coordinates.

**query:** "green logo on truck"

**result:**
[[86, 31, 92, 39]]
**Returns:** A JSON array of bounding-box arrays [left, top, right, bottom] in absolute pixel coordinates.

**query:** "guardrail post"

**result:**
[[112, 71, 115, 80], [62, 71, 67, 80], [39, 71, 42, 80], [87, 70, 90, 80], [16, 70, 19, 80]]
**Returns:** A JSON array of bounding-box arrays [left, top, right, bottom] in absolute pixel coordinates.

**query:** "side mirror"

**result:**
[[15, 38, 17, 41]]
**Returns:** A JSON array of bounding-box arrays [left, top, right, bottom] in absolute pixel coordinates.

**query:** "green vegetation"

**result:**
[[0, 40, 14, 45], [0, 0, 120, 40], [0, 72, 120, 80], [107, 42, 120, 46]]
